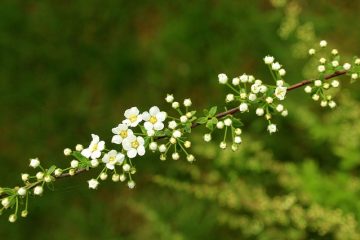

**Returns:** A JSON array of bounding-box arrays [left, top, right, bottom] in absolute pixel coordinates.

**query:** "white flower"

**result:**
[[235, 128, 242, 135], [203, 134, 212, 142], [9, 214, 16, 223], [29, 158, 40, 168], [75, 144, 83, 151], [123, 163, 131, 172], [343, 63, 351, 70], [320, 101, 327, 107], [168, 120, 177, 129], [304, 86, 312, 93], [142, 106, 167, 131], [54, 169, 62, 176], [90, 159, 99, 167], [276, 80, 284, 86], [183, 98, 192, 107], [147, 129, 155, 137], [281, 110, 288, 117], [111, 124, 133, 145], [232, 77, 240, 85], [276, 104, 284, 112], [149, 142, 158, 151], [266, 97, 273, 104], [312, 94, 320, 101], [267, 124, 277, 134], [318, 65, 325, 72], [240, 74, 248, 83], [165, 94, 174, 103], [271, 62, 281, 71], [239, 103, 249, 112], [63, 148, 72, 156], [187, 154, 195, 162], [100, 172, 108, 180], [122, 135, 145, 158], [319, 58, 326, 64], [256, 108, 264, 116], [216, 121, 224, 129], [314, 80, 322, 87], [352, 73, 358, 80], [36, 172, 44, 180], [123, 107, 143, 127], [112, 174, 120, 182], [120, 174, 126, 182], [264, 55, 274, 64], [170, 100, 179, 109], [259, 85, 267, 93], [218, 73, 228, 84], [21, 173, 29, 181], [172, 130, 182, 138], [279, 69, 286, 76], [274, 86, 287, 100], [180, 115, 187, 123], [88, 179, 99, 189], [219, 141, 227, 149], [329, 101, 336, 108], [102, 150, 125, 170], [356, 58, 360, 65], [251, 83, 260, 93], [1, 197, 10, 208], [331, 49, 338, 55], [70, 160, 79, 168], [332, 60, 339, 67], [320, 40, 327, 47], [226, 93, 235, 102], [81, 134, 105, 159], [308, 48, 316, 55], [44, 175, 52, 183], [159, 144, 167, 153], [17, 187, 26, 196], [248, 75, 255, 83], [184, 141, 191, 148], [34, 186, 43, 195]]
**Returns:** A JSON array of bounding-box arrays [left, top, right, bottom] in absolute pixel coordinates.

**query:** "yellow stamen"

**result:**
[[120, 130, 128, 138], [131, 140, 139, 148], [129, 115, 137, 123], [149, 116, 157, 124]]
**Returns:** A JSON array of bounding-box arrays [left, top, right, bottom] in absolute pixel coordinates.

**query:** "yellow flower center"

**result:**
[[131, 140, 139, 149], [149, 116, 157, 124], [109, 156, 116, 164], [92, 144, 98, 152], [120, 130, 128, 138], [129, 114, 138, 123]]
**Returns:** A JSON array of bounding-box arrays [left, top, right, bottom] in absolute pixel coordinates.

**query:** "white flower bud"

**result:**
[[234, 136, 242, 144], [218, 73, 228, 84], [232, 77, 240, 85], [170, 137, 177, 144], [248, 75, 255, 83], [149, 142, 158, 151], [276, 80, 284, 86], [99, 172, 108, 181], [216, 121, 224, 129], [184, 141, 191, 148], [54, 168, 63, 177], [239, 103, 249, 112], [308, 48, 316, 55], [183, 98, 192, 107], [119, 174, 126, 182], [304, 86, 312, 93], [180, 115, 188, 123], [69, 169, 75, 176], [128, 180, 136, 189], [168, 120, 177, 129], [235, 128, 242, 135], [44, 175, 52, 183], [248, 93, 257, 101], [312, 94, 320, 101], [267, 124, 277, 134], [319, 40, 327, 47], [90, 159, 99, 167], [165, 94, 174, 103], [34, 186, 43, 195], [240, 92, 247, 99], [281, 109, 288, 117], [123, 164, 131, 172], [17, 187, 27, 196], [259, 85, 267, 93], [21, 173, 29, 181], [264, 55, 274, 64], [172, 130, 182, 138], [186, 112, 193, 118], [21, 210, 28, 218], [70, 160, 79, 168], [256, 108, 264, 116], [203, 134, 212, 142], [147, 129, 155, 137], [29, 158, 40, 168], [112, 174, 120, 182], [323, 83, 330, 89], [351, 73, 358, 80], [314, 80, 322, 87], [279, 69, 286, 76], [172, 102, 179, 109], [320, 101, 328, 107], [343, 63, 351, 70], [160, 154, 166, 161], [159, 144, 167, 153], [36, 172, 44, 180], [319, 58, 326, 64], [224, 118, 232, 126], [276, 104, 284, 112], [240, 74, 248, 83], [172, 152, 180, 160], [329, 101, 336, 108], [187, 154, 195, 162], [219, 141, 227, 149], [226, 93, 235, 102], [355, 58, 360, 65], [9, 214, 17, 223], [75, 144, 83, 151], [88, 179, 99, 189], [318, 65, 325, 72], [331, 49, 338, 55], [266, 97, 273, 104], [2, 197, 10, 208], [63, 148, 72, 156], [231, 144, 238, 151], [332, 60, 339, 67], [271, 62, 281, 71]]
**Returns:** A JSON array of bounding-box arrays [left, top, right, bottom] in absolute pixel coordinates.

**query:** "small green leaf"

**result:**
[[232, 118, 244, 128], [211, 117, 218, 124], [196, 117, 208, 124], [47, 165, 57, 175], [72, 151, 88, 163], [206, 121, 214, 131], [208, 106, 217, 117]]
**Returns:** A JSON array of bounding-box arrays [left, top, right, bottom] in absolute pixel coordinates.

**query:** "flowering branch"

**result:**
[[1, 40, 359, 223]]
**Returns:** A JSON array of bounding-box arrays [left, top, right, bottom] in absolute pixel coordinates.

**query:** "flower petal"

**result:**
[[137, 146, 145, 156], [127, 149, 137, 158]]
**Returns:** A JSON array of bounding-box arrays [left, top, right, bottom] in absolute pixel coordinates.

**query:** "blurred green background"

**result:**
[[1, 0, 360, 239]]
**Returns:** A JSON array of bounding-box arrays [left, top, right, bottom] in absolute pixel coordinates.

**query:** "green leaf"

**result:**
[[232, 118, 244, 128], [206, 121, 214, 131], [196, 117, 208, 124], [208, 106, 217, 117], [211, 117, 218, 124], [47, 165, 57, 175], [72, 151, 88, 163]]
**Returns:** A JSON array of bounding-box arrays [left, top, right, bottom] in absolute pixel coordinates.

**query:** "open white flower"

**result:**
[[142, 106, 167, 131], [81, 134, 105, 159], [274, 86, 287, 100], [122, 135, 145, 158], [88, 179, 99, 189], [123, 107, 142, 127], [102, 150, 125, 170], [111, 124, 133, 144]]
